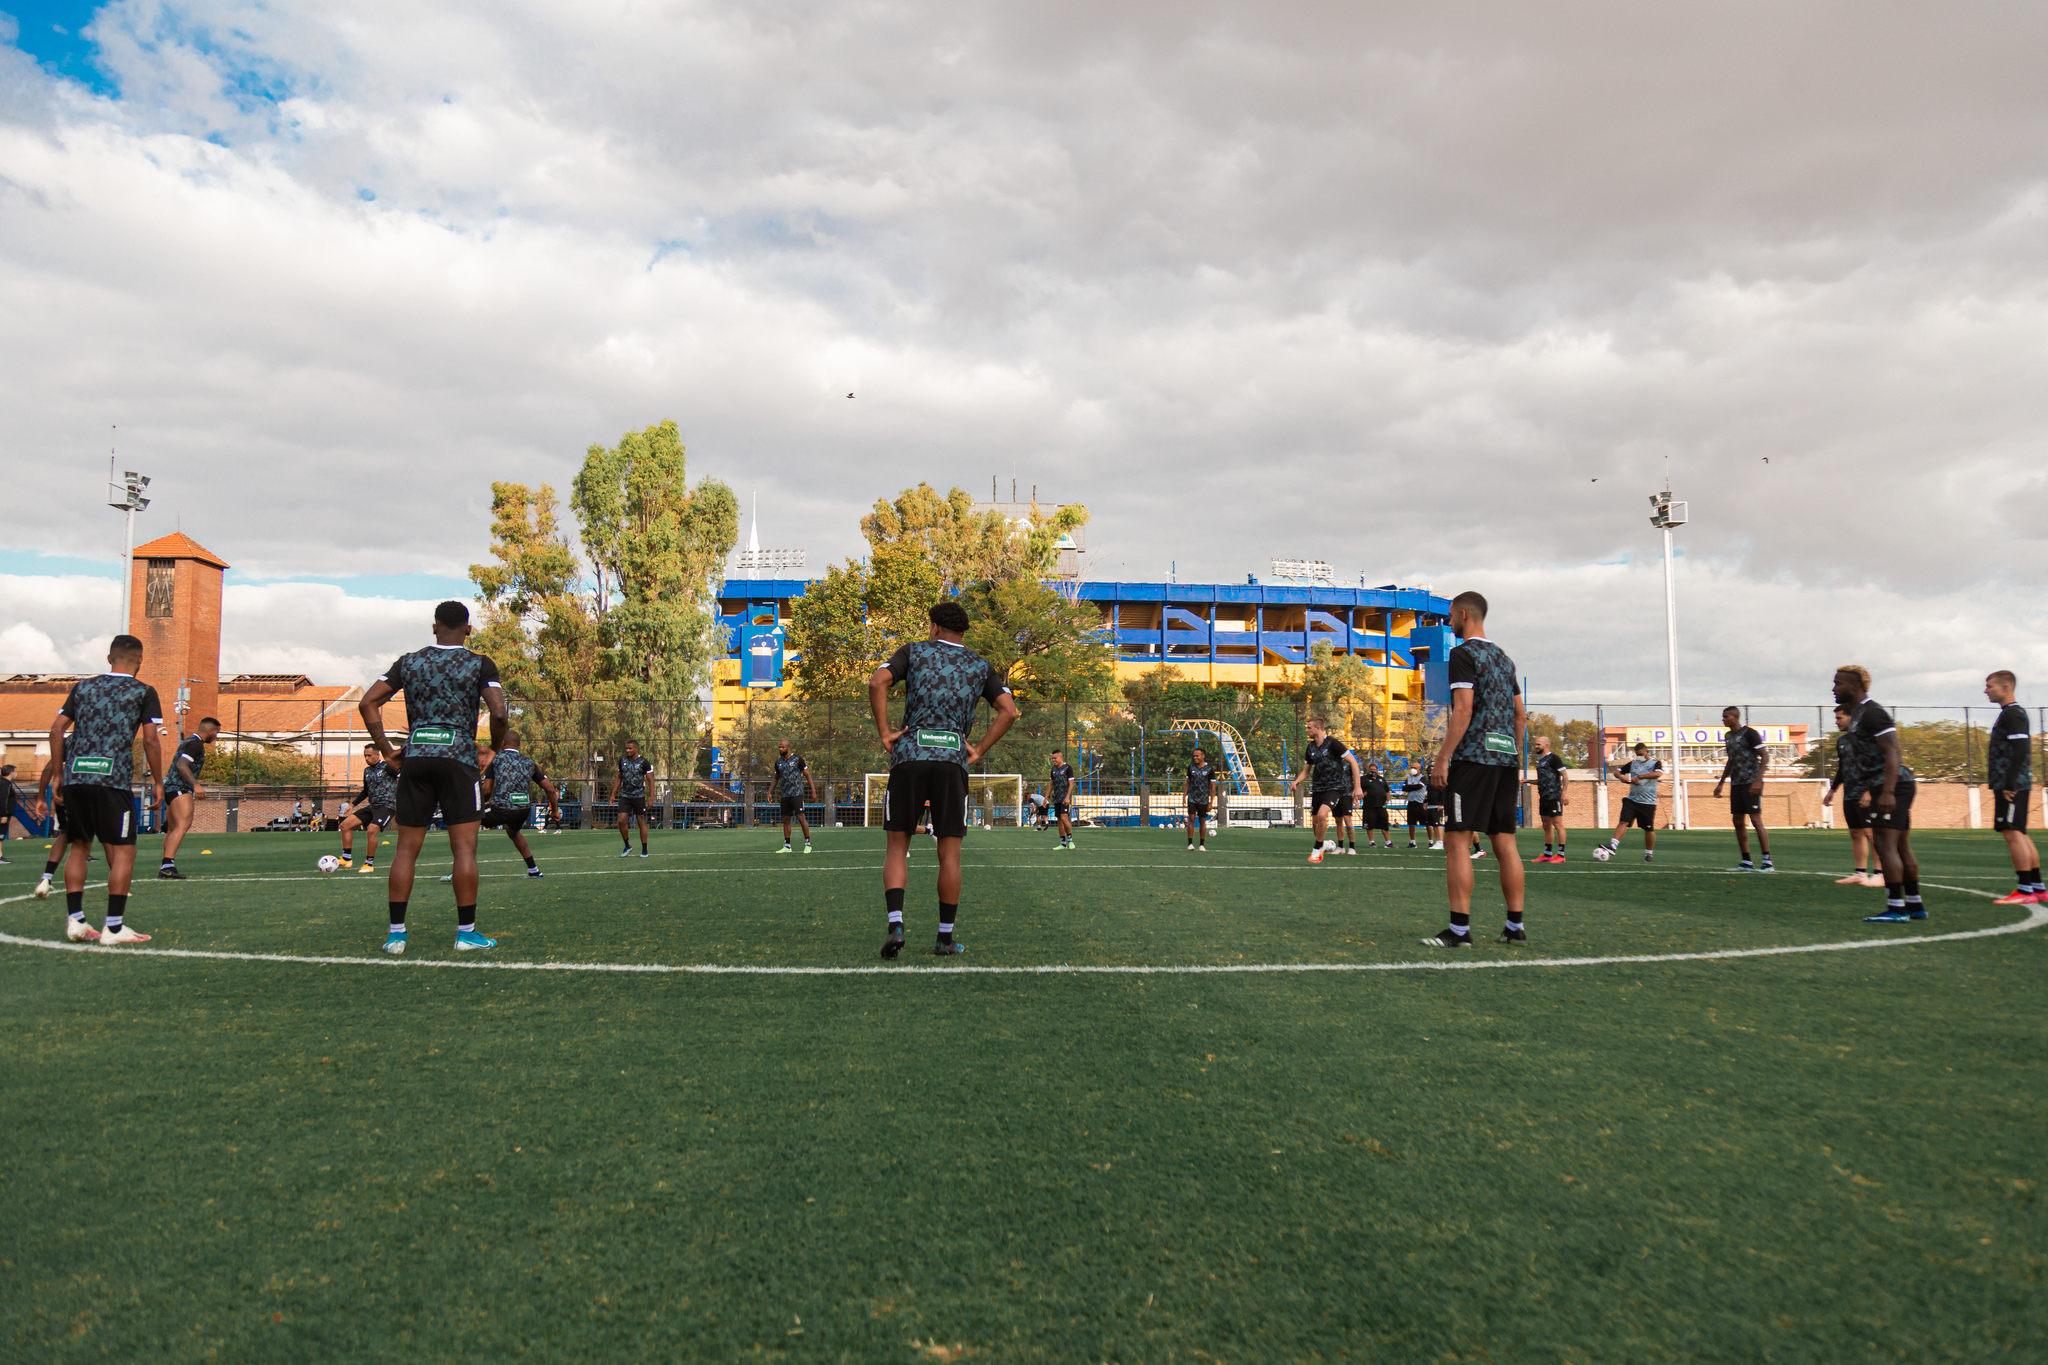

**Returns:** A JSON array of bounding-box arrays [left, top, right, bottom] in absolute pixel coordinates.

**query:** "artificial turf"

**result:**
[[2, 825, 2042, 1360]]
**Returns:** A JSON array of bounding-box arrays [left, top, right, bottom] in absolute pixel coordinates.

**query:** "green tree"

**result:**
[[227, 744, 322, 786], [1525, 712, 1601, 768], [962, 577, 1114, 701]]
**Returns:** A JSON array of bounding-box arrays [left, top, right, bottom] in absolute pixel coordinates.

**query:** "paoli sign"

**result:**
[[1625, 725, 1794, 746]]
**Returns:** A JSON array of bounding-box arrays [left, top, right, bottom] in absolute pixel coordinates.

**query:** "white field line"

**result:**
[[0, 879, 2038, 977]]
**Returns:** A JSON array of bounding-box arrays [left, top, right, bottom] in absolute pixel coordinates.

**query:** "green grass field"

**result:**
[[3, 824, 2043, 1360]]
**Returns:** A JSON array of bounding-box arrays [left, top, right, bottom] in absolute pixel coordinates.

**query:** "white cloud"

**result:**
[[2, 1, 2045, 705]]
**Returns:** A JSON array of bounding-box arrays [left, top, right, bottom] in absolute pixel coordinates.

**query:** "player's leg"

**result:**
[[1850, 825, 1874, 883], [363, 819, 383, 868], [781, 806, 794, 849], [37, 820, 70, 898], [338, 810, 361, 862], [1731, 804, 1751, 864], [1899, 827, 1924, 916], [796, 808, 812, 846], [1308, 799, 1327, 862], [617, 803, 631, 851], [160, 791, 192, 872], [445, 819, 489, 944], [384, 823, 429, 950], [933, 836, 965, 954]]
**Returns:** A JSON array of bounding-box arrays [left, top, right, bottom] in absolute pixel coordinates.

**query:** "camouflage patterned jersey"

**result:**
[[1844, 698, 1915, 797], [1829, 731, 1854, 793], [1304, 737, 1350, 794], [163, 734, 207, 795], [378, 645, 500, 767], [1049, 761, 1075, 802], [1988, 703, 2033, 791], [360, 761, 400, 813], [1724, 725, 1767, 787], [881, 639, 1010, 769], [1533, 751, 1566, 801], [616, 755, 653, 799], [58, 673, 163, 789], [1186, 759, 1217, 805], [1447, 637, 1521, 766], [485, 748, 544, 810], [773, 752, 808, 799]]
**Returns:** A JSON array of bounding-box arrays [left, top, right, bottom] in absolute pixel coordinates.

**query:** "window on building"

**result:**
[[146, 559, 175, 619]]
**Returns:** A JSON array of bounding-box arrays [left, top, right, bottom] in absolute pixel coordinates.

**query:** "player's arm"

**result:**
[[359, 675, 401, 762], [966, 684, 1020, 765], [1752, 734, 1769, 788], [139, 696, 166, 806], [36, 709, 70, 822], [870, 646, 911, 751], [805, 759, 817, 802], [480, 658, 509, 751], [1436, 689, 1474, 785], [1713, 752, 1732, 793], [539, 773, 562, 821], [1876, 729, 1901, 809], [1345, 749, 1363, 799]]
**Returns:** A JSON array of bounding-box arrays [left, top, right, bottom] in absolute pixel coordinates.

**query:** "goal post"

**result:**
[[863, 773, 1026, 828]]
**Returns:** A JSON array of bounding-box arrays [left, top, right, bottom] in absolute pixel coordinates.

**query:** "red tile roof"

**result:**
[[132, 532, 229, 568]]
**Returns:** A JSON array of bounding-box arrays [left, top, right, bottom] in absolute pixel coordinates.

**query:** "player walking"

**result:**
[[156, 715, 219, 879], [1048, 750, 1077, 849], [1530, 736, 1568, 863], [1983, 670, 2041, 905], [358, 601, 509, 954], [1712, 707, 1774, 871], [1832, 664, 1925, 923], [870, 601, 1018, 958], [1184, 747, 1218, 851], [1597, 742, 1662, 862], [1424, 592, 1527, 948], [774, 739, 816, 854], [614, 740, 654, 858], [34, 635, 165, 944], [338, 743, 400, 872], [1821, 705, 1880, 886], [481, 734, 560, 877], [1290, 718, 1360, 864]]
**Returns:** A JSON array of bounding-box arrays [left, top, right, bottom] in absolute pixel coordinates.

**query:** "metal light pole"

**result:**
[[107, 462, 152, 631], [1649, 486, 1689, 828]]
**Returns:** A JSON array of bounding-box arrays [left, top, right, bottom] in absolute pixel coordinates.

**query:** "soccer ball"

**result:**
[[317, 855, 340, 873], [1592, 845, 1612, 862]]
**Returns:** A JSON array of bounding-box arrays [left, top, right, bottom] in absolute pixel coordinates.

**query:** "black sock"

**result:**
[[66, 889, 84, 919], [1449, 910, 1470, 931], [1544, 842, 1553, 854], [457, 905, 476, 932], [937, 903, 957, 944], [106, 894, 127, 931], [160, 857, 175, 869], [523, 855, 537, 869], [44, 858, 60, 877], [621, 832, 631, 848], [885, 886, 905, 926], [1903, 879, 1921, 904], [1885, 883, 1903, 906], [389, 900, 408, 930], [1507, 909, 1524, 928]]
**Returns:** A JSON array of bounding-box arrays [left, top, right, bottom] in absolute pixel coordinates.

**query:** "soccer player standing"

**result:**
[[1048, 750, 1077, 849], [338, 743, 400, 872], [0, 762, 16, 864], [614, 740, 654, 858], [1360, 761, 1393, 849], [1184, 746, 1218, 851], [1711, 706, 1774, 872], [1832, 664, 1925, 923], [1983, 670, 2042, 905], [359, 601, 509, 954], [156, 715, 219, 879], [1821, 704, 1880, 886], [1402, 762, 1427, 848], [1290, 718, 1358, 864], [1530, 736, 1568, 863], [34, 635, 165, 944], [870, 600, 1019, 958], [774, 739, 817, 854], [1424, 592, 1527, 948], [481, 733, 560, 878], [1598, 742, 1663, 862]]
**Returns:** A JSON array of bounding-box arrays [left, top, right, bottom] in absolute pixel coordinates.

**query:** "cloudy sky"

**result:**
[[2, 0, 2043, 705]]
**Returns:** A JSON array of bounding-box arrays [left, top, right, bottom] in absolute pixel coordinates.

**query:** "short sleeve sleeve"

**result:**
[[140, 687, 164, 725], [981, 665, 1010, 704], [381, 657, 409, 692], [478, 655, 502, 689], [482, 759, 497, 781], [1448, 645, 1476, 690], [882, 645, 912, 680], [58, 684, 80, 719]]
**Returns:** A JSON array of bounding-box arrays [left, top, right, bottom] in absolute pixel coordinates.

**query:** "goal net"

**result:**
[[864, 773, 1026, 828]]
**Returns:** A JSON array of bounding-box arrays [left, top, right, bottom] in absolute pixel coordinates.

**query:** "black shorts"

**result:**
[[618, 795, 647, 820], [1187, 801, 1210, 818], [779, 796, 804, 818], [884, 761, 969, 839], [1405, 804, 1427, 827], [1539, 794, 1564, 819], [1867, 782, 1916, 831], [1051, 800, 1069, 819], [1838, 790, 1869, 830], [60, 784, 137, 846], [1311, 788, 1344, 815], [1618, 798, 1657, 829], [162, 784, 194, 804], [1364, 806, 1390, 830], [1993, 788, 2032, 833], [1334, 791, 1355, 819], [1444, 761, 1517, 836], [396, 757, 481, 827], [1728, 787, 1762, 818], [481, 806, 531, 832]]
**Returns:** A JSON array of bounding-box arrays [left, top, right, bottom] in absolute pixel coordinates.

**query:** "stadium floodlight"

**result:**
[[108, 463, 151, 631], [1649, 485, 1689, 827]]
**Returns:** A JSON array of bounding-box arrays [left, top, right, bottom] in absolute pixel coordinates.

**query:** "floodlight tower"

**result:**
[[108, 459, 152, 632], [1649, 486, 1689, 828]]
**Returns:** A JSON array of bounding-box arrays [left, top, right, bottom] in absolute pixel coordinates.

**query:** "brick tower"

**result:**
[[128, 532, 228, 737]]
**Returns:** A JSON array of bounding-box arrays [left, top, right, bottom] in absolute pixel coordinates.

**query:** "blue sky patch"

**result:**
[[4, 0, 119, 97]]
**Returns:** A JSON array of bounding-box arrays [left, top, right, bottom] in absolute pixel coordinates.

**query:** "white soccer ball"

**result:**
[[318, 855, 340, 873], [1592, 845, 1612, 862]]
